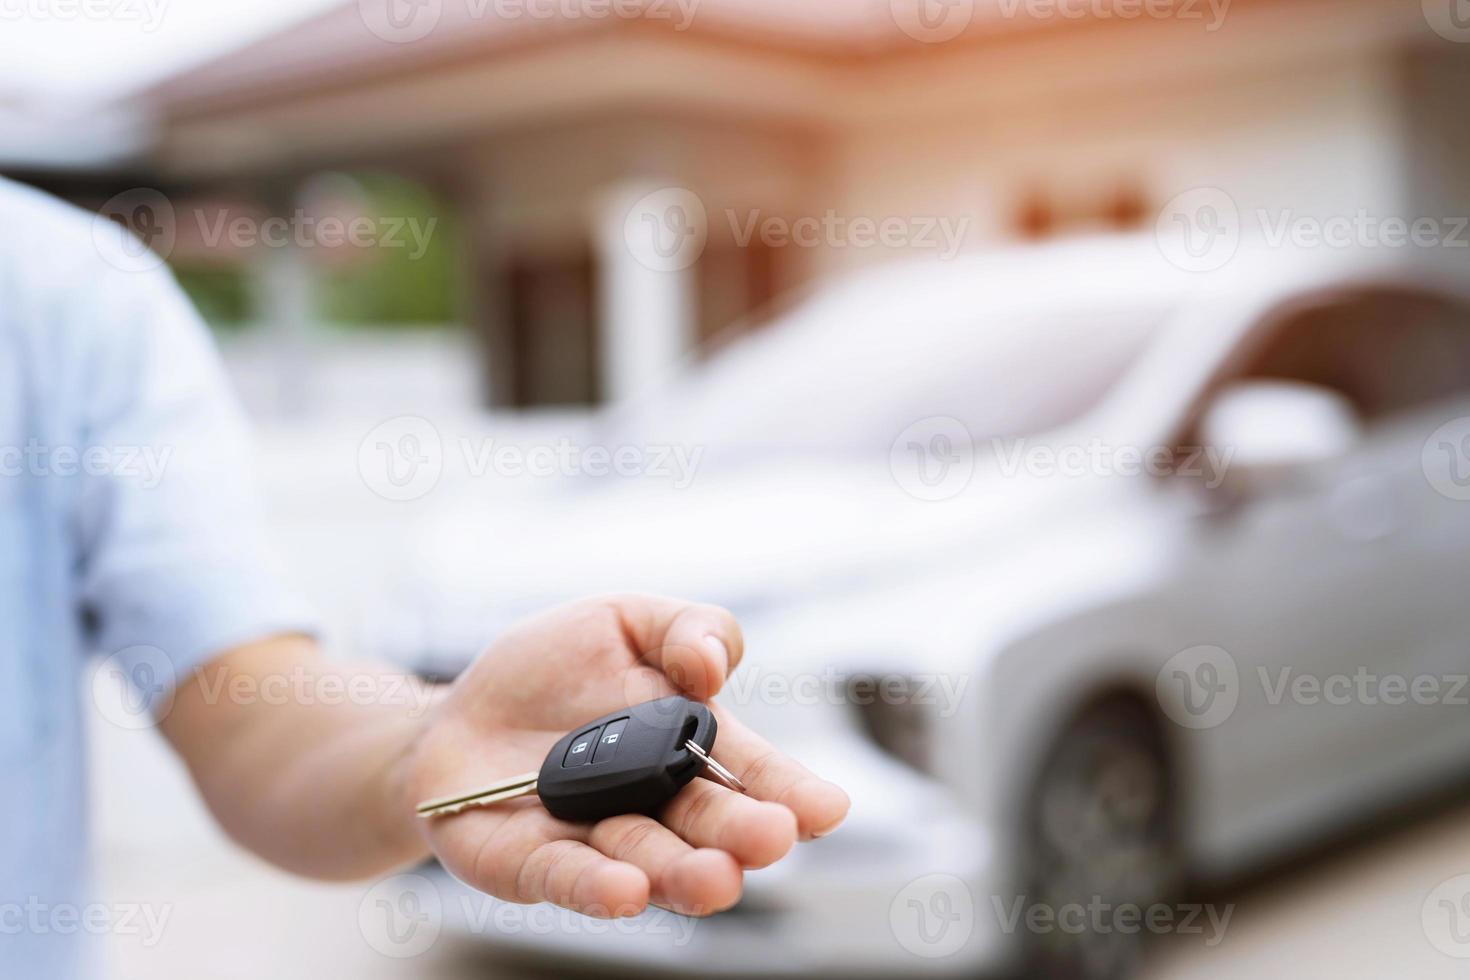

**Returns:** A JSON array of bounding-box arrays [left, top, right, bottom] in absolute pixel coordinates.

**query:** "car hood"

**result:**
[[386, 454, 1127, 669]]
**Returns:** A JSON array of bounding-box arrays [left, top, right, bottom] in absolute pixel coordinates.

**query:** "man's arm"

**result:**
[[161, 595, 850, 917], [160, 634, 435, 880]]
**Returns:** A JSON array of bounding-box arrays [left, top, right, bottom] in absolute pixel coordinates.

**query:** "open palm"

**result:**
[[405, 595, 850, 917]]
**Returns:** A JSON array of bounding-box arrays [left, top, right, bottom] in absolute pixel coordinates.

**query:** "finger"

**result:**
[[604, 594, 744, 699], [709, 705, 851, 841], [659, 779, 797, 869], [440, 805, 650, 917], [590, 814, 743, 915], [515, 838, 648, 917]]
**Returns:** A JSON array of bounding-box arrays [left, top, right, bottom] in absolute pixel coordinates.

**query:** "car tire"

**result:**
[[1019, 695, 1182, 980]]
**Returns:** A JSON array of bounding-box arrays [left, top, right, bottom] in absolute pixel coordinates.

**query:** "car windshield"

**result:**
[[608, 245, 1183, 461]]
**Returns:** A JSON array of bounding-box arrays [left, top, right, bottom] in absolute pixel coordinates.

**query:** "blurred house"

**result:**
[[8, 0, 1469, 408]]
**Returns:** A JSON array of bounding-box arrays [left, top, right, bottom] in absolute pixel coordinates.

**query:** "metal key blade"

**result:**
[[417, 772, 539, 818], [685, 739, 746, 794]]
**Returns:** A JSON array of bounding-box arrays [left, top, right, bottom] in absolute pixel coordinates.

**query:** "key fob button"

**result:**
[[591, 719, 627, 764], [563, 726, 601, 768]]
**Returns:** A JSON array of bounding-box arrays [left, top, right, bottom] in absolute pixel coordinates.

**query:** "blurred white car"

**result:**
[[391, 238, 1470, 977]]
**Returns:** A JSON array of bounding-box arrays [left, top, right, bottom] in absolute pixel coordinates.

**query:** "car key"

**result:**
[[415, 695, 746, 823]]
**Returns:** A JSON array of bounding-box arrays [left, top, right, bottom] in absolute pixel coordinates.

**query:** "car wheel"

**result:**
[[1019, 695, 1182, 980]]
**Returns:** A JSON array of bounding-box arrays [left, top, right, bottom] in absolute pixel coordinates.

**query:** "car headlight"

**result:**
[[845, 673, 937, 777]]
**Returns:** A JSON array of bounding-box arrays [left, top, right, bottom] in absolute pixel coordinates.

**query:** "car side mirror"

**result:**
[[1196, 381, 1362, 498]]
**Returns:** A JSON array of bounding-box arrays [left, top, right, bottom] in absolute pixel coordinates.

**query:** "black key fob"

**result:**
[[537, 696, 717, 823]]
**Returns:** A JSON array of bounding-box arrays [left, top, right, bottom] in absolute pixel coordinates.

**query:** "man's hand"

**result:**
[[405, 595, 850, 917], [164, 595, 848, 919]]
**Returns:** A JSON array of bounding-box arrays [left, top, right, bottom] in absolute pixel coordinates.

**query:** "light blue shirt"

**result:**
[[0, 178, 316, 977]]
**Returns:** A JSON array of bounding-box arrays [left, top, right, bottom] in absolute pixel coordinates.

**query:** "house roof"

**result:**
[[128, 0, 1419, 179], [136, 0, 1030, 118]]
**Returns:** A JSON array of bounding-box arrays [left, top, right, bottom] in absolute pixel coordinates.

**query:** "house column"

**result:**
[[593, 181, 703, 404], [248, 225, 315, 417]]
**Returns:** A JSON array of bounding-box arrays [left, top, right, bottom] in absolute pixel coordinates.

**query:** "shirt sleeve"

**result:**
[[69, 253, 319, 714]]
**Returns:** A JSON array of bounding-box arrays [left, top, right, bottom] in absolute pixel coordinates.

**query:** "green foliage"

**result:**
[[175, 265, 254, 330], [173, 172, 460, 332], [313, 172, 459, 328]]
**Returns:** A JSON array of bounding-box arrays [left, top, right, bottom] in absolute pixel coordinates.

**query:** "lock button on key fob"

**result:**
[[562, 727, 599, 767]]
